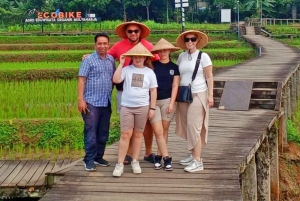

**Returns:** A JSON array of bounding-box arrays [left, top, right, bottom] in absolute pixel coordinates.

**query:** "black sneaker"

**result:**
[[94, 158, 110, 166], [84, 160, 96, 171], [154, 155, 162, 170], [163, 156, 173, 171], [144, 153, 155, 163]]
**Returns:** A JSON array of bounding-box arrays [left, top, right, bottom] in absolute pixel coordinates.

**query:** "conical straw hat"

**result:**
[[150, 38, 180, 54], [122, 42, 154, 58], [176, 30, 208, 50], [115, 21, 150, 39]]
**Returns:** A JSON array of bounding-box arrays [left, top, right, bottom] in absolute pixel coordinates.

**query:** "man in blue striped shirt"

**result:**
[[78, 33, 115, 171]]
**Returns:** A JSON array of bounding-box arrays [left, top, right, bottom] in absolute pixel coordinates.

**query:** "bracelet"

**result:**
[[150, 107, 156, 110]]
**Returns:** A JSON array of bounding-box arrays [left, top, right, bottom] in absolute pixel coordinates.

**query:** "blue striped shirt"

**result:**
[[78, 51, 115, 107]]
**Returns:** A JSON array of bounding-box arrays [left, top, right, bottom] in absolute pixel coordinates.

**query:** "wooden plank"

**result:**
[[41, 192, 242, 201], [51, 184, 241, 195], [26, 160, 49, 187], [0, 160, 5, 168], [18, 160, 42, 188], [0, 160, 12, 177], [35, 161, 55, 186], [1, 160, 26, 187], [61, 159, 71, 166], [0, 161, 20, 185], [52, 159, 64, 170], [8, 160, 34, 187]]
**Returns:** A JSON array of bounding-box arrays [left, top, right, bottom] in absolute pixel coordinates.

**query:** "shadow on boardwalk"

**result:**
[[38, 35, 299, 201]]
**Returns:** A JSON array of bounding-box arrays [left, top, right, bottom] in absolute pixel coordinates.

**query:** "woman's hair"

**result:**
[[144, 57, 154, 69]]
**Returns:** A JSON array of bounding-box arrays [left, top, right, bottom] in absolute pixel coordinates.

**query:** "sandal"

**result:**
[[144, 153, 156, 163], [124, 155, 132, 165]]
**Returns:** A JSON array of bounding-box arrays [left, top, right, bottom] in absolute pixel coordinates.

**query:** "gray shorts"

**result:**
[[150, 98, 176, 124], [120, 106, 149, 133]]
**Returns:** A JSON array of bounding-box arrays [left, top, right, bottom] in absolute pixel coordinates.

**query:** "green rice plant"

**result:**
[[7, 20, 231, 33], [0, 62, 80, 70]]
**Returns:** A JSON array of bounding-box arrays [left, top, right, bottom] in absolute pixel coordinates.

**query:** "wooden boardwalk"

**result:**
[[0, 159, 78, 197], [22, 35, 300, 200]]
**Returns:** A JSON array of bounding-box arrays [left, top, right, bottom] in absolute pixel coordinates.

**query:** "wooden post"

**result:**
[[291, 74, 297, 117], [278, 114, 285, 153], [281, 85, 288, 145], [256, 137, 270, 200], [286, 81, 291, 119], [297, 68, 300, 99], [269, 126, 280, 200], [241, 157, 257, 201]]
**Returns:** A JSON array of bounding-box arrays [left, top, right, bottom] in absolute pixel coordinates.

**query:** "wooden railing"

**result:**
[[248, 18, 300, 27]]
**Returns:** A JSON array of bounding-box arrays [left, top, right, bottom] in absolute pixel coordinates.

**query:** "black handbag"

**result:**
[[176, 51, 202, 103]]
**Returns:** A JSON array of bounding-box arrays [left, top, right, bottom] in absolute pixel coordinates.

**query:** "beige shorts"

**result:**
[[150, 98, 176, 124], [120, 106, 149, 133]]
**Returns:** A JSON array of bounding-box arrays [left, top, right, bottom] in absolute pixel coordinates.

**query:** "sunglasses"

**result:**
[[127, 29, 140, 34], [184, 37, 197, 42]]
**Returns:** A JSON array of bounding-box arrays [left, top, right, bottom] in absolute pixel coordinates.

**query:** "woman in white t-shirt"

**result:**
[[175, 30, 214, 173], [112, 43, 159, 177]]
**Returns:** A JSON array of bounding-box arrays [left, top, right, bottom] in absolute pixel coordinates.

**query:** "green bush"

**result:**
[[0, 118, 120, 150]]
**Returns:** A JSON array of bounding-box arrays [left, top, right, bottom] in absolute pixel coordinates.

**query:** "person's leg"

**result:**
[[82, 103, 98, 171], [118, 91, 133, 164], [130, 106, 149, 174], [157, 120, 171, 155], [94, 102, 111, 166], [184, 96, 205, 172], [162, 120, 171, 143], [177, 102, 193, 165], [151, 121, 168, 157], [143, 121, 154, 162], [191, 136, 202, 162], [117, 128, 134, 163], [156, 98, 174, 155]]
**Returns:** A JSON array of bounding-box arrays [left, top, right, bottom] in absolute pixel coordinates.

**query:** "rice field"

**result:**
[[0, 62, 80, 70], [0, 80, 118, 119]]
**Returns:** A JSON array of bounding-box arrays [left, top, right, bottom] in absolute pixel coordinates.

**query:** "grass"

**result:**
[[287, 101, 300, 145]]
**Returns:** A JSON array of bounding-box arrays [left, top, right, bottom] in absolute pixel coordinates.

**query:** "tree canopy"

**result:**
[[0, 0, 299, 28]]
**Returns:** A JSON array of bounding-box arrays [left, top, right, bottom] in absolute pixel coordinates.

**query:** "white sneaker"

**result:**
[[179, 154, 193, 165], [131, 160, 142, 174], [112, 163, 124, 177], [184, 159, 204, 172]]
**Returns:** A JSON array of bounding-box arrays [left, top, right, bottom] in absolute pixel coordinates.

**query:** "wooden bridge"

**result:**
[[1, 35, 299, 200]]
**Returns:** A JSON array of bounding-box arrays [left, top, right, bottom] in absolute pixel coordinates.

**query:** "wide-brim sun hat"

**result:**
[[150, 38, 180, 54], [115, 21, 150, 39], [176, 30, 208, 50], [122, 42, 154, 58]]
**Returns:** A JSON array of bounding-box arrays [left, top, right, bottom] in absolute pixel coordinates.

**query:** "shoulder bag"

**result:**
[[176, 51, 202, 103]]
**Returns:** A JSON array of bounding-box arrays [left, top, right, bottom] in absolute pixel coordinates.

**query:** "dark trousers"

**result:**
[[82, 102, 111, 163]]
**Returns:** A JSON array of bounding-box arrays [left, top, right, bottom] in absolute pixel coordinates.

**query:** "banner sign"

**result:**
[[24, 10, 98, 23]]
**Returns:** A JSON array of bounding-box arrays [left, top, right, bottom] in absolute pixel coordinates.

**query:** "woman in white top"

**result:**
[[112, 43, 158, 177], [175, 30, 214, 173]]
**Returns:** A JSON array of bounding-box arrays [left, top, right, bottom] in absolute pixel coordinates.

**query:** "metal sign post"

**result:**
[[175, 0, 188, 32]]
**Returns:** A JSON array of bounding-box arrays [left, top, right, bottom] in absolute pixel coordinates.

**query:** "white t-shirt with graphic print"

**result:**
[[121, 65, 158, 107], [177, 49, 212, 93]]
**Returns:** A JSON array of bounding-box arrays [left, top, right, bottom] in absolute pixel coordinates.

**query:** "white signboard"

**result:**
[[175, 0, 188, 2], [221, 9, 231, 23], [175, 2, 189, 8]]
